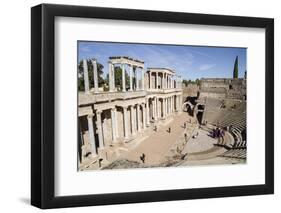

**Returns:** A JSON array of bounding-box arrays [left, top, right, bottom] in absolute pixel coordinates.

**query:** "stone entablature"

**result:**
[[79, 90, 147, 106], [109, 56, 144, 68]]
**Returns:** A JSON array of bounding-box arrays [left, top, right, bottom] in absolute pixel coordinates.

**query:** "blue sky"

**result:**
[[78, 41, 246, 80]]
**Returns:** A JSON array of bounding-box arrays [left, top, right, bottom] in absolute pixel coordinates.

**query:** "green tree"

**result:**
[[182, 79, 189, 87], [78, 59, 104, 91], [106, 66, 130, 91], [195, 78, 201, 85], [233, 56, 239, 78]]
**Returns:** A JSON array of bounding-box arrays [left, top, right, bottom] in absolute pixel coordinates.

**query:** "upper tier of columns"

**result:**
[[83, 59, 183, 94], [148, 70, 182, 91], [108, 62, 145, 92], [83, 59, 99, 94]]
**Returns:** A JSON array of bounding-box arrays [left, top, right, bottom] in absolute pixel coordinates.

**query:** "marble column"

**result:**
[[172, 96, 175, 113], [123, 106, 129, 139], [158, 98, 161, 118], [141, 103, 146, 129], [112, 64, 115, 91], [130, 105, 136, 135], [170, 97, 172, 113], [142, 69, 145, 90], [122, 63, 126, 92], [87, 114, 97, 155], [164, 98, 166, 117], [92, 59, 99, 93], [136, 68, 139, 91], [168, 97, 171, 114], [149, 71, 152, 90], [154, 97, 158, 121], [170, 97, 173, 113], [129, 65, 133, 91], [136, 104, 141, 132], [156, 72, 159, 90], [108, 62, 113, 92], [96, 111, 104, 148], [111, 108, 117, 142], [162, 73, 164, 89], [83, 59, 90, 93], [175, 95, 178, 111], [169, 76, 171, 88], [151, 99, 155, 119], [115, 109, 119, 138], [146, 99, 150, 126]]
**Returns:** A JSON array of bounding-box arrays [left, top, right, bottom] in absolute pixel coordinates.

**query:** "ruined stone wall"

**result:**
[[199, 78, 246, 100], [183, 84, 199, 97]]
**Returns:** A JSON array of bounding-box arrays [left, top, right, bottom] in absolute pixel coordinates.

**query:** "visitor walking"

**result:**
[[140, 153, 146, 164], [154, 125, 158, 132], [168, 127, 171, 133], [184, 133, 188, 142]]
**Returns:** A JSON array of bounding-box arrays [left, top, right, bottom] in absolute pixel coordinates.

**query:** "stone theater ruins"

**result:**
[[78, 48, 247, 171], [79, 56, 183, 170]]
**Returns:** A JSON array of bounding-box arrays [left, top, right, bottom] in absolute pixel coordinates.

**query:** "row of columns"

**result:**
[[84, 102, 150, 156], [85, 111, 104, 156], [83, 59, 99, 93], [82, 59, 182, 93], [83, 94, 182, 156], [108, 62, 145, 92], [149, 94, 182, 121], [148, 71, 182, 90]]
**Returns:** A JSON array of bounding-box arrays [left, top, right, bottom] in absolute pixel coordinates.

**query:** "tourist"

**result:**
[[140, 153, 146, 163], [192, 131, 199, 139], [184, 122, 186, 128], [154, 126, 158, 132], [184, 133, 187, 142], [215, 127, 219, 138], [168, 127, 171, 133]]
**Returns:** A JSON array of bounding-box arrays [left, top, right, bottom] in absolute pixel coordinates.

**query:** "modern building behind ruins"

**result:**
[[78, 56, 183, 166]]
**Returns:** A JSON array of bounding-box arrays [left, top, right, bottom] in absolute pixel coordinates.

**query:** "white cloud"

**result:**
[[198, 64, 216, 71]]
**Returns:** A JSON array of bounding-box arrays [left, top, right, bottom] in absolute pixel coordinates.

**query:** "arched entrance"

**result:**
[[194, 103, 205, 124], [182, 101, 194, 116]]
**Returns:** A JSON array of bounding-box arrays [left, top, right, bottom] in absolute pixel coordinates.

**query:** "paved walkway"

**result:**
[[183, 128, 217, 153], [120, 112, 195, 166]]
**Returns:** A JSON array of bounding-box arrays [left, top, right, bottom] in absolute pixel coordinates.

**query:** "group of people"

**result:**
[[211, 127, 225, 144]]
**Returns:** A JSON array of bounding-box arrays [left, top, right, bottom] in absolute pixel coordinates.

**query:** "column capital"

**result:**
[[87, 114, 94, 119], [96, 110, 102, 114]]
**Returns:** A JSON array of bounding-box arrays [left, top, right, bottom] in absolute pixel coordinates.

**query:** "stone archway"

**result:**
[[194, 103, 205, 124], [182, 101, 194, 115]]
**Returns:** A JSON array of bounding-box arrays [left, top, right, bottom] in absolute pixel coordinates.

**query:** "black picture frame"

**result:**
[[31, 3, 274, 209]]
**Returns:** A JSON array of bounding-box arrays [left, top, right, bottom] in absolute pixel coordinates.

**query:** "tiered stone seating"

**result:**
[[220, 148, 246, 159]]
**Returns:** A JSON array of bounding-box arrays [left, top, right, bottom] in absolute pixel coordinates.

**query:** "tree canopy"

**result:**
[[182, 79, 201, 87], [106, 66, 130, 91], [78, 59, 104, 91]]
